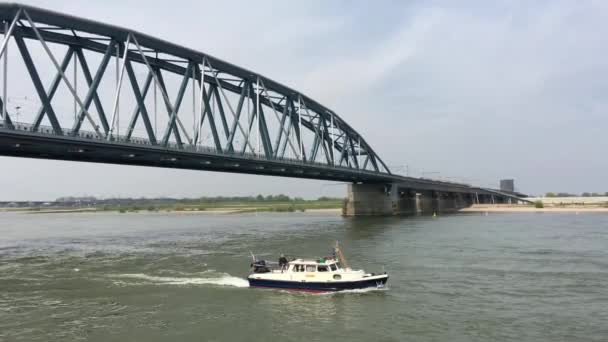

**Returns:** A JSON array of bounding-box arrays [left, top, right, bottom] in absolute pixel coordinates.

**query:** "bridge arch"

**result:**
[[0, 3, 391, 174]]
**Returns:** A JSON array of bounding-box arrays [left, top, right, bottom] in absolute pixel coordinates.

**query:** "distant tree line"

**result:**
[[545, 192, 608, 197], [1, 195, 344, 210], [49, 194, 343, 206]]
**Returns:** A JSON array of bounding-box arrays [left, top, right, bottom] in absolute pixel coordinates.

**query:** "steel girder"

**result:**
[[0, 3, 391, 174]]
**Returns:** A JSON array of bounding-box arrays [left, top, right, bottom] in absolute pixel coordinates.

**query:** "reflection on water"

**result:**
[[0, 211, 607, 341]]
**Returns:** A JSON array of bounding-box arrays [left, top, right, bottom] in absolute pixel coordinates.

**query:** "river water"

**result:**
[[0, 211, 607, 341]]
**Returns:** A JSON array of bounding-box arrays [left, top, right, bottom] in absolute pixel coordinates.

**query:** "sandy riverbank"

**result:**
[[461, 205, 608, 213]]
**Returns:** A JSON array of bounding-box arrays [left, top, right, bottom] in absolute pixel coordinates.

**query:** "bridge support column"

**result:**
[[395, 188, 418, 215], [343, 184, 475, 216], [343, 183, 419, 216], [439, 192, 459, 212], [417, 190, 438, 214]]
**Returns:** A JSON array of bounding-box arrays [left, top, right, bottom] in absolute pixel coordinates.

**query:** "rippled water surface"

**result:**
[[1, 211, 607, 341]]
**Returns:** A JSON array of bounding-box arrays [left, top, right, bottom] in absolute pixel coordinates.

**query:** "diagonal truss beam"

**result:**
[[154, 68, 183, 146], [279, 114, 293, 158], [124, 60, 156, 143], [289, 99, 306, 161], [273, 102, 289, 158], [259, 80, 297, 158], [239, 87, 256, 155], [14, 33, 63, 134], [72, 41, 114, 134], [22, 9, 101, 136], [224, 82, 247, 152], [211, 85, 230, 143], [257, 103, 273, 158], [348, 136, 360, 169], [319, 115, 333, 164], [161, 61, 193, 146], [205, 62, 254, 153], [248, 81, 272, 157], [0, 8, 22, 60], [32, 46, 74, 130], [130, 33, 191, 146], [74, 48, 110, 133], [195, 75, 222, 152]]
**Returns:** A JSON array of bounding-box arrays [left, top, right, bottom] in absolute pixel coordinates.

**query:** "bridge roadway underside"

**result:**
[[0, 129, 398, 183]]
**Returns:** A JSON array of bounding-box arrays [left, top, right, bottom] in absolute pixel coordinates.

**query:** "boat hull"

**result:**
[[248, 275, 388, 292]]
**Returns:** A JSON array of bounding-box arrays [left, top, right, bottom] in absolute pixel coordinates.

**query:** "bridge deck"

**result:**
[[0, 122, 503, 196]]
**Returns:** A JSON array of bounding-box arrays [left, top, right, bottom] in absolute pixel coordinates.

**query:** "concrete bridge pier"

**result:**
[[417, 190, 439, 214], [395, 188, 419, 215], [342, 184, 416, 216], [437, 192, 470, 213], [343, 183, 475, 216]]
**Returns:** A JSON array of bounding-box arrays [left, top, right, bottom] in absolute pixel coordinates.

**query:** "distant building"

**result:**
[[500, 179, 515, 192]]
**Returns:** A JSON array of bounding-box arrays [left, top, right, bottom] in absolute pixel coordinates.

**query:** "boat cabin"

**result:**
[[287, 258, 343, 273]]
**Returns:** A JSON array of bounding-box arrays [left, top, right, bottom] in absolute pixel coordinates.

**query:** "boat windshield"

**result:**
[[330, 263, 337, 271]]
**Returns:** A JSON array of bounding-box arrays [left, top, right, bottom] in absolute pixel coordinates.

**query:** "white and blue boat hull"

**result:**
[[248, 274, 388, 292]]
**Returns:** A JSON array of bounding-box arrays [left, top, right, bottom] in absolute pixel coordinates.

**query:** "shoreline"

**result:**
[[0, 207, 343, 215], [461, 205, 608, 213], [4, 206, 607, 215]]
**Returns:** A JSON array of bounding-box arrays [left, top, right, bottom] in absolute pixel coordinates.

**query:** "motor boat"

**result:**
[[247, 242, 388, 292]]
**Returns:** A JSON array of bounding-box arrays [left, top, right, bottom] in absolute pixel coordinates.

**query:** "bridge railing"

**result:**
[[1, 120, 392, 176]]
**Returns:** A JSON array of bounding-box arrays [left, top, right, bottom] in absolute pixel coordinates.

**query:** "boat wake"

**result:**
[[272, 286, 389, 296], [322, 287, 389, 295], [112, 273, 249, 288]]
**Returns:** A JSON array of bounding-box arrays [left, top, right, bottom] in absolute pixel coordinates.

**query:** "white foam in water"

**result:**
[[322, 287, 389, 295], [114, 273, 249, 288]]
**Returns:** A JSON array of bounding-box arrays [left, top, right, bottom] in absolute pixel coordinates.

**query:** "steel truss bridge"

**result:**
[[0, 3, 523, 201]]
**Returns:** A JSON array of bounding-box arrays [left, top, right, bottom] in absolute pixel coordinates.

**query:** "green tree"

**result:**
[[274, 194, 290, 201], [545, 192, 556, 197]]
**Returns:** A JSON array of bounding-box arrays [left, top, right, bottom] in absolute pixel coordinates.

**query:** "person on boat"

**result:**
[[278, 254, 288, 270]]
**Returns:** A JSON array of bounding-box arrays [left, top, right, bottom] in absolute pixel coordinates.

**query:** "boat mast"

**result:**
[[334, 241, 349, 269]]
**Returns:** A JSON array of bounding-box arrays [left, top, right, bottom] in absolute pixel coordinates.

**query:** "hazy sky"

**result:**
[[1, 0, 607, 200]]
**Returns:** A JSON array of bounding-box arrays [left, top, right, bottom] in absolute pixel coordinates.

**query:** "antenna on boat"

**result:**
[[249, 251, 256, 262], [334, 241, 349, 269]]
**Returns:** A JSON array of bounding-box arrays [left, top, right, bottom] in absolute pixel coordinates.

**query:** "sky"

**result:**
[[1, 0, 607, 200]]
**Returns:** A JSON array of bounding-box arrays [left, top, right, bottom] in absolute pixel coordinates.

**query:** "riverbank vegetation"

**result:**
[[3, 195, 344, 214], [545, 192, 608, 197]]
